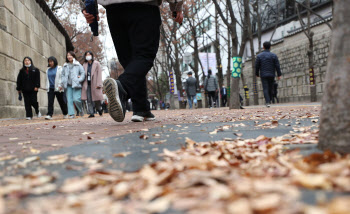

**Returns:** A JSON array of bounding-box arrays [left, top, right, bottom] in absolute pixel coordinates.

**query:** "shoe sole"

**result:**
[[145, 117, 156, 121], [103, 78, 124, 122]]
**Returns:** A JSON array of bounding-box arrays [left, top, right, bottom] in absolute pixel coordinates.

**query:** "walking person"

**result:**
[[16, 57, 41, 120], [81, 51, 104, 118], [220, 85, 228, 107], [61, 51, 85, 118], [45, 56, 68, 120], [185, 72, 197, 109], [82, 0, 183, 122], [204, 70, 218, 108], [256, 41, 282, 107]]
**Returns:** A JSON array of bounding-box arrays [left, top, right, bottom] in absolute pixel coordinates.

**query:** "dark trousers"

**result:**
[[261, 77, 275, 104], [23, 91, 39, 118], [208, 91, 216, 107], [106, 3, 161, 113], [47, 89, 68, 116], [221, 95, 227, 107]]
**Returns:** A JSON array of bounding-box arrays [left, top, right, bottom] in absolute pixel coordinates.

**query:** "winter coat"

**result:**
[[204, 76, 218, 92], [220, 87, 228, 97], [81, 60, 104, 101], [61, 59, 86, 89], [185, 76, 197, 96], [81, 0, 183, 11], [16, 58, 40, 93], [45, 66, 64, 92], [255, 50, 282, 78]]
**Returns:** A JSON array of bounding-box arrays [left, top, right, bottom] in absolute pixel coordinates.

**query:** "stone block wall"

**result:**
[[0, 0, 67, 118], [243, 22, 331, 105]]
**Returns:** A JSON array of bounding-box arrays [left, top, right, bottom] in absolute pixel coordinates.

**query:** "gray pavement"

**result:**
[[1, 116, 349, 208]]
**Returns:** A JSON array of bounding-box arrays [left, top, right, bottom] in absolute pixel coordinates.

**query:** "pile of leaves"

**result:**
[[1, 130, 349, 214]]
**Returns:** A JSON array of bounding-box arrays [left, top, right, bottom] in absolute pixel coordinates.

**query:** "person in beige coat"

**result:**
[[81, 51, 104, 118]]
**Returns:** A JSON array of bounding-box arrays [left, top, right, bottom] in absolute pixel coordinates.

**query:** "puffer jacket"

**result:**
[[204, 76, 218, 92], [81, 0, 183, 11], [255, 50, 282, 78], [61, 59, 86, 89], [46, 66, 64, 92]]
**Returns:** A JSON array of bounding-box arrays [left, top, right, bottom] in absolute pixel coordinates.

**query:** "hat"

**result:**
[[187, 72, 192, 75]]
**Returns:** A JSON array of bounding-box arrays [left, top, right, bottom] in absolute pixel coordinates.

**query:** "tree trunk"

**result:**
[[318, 0, 350, 153]]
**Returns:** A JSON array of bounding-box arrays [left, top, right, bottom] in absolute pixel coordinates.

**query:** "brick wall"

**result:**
[[0, 0, 67, 118], [243, 22, 331, 105]]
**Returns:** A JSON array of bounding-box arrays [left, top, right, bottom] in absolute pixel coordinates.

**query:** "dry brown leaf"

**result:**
[[113, 152, 131, 158], [227, 199, 252, 214], [140, 135, 149, 140]]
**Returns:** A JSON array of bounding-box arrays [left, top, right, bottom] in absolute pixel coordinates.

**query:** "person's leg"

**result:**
[[261, 78, 270, 104], [267, 77, 274, 104], [47, 89, 55, 116], [30, 91, 39, 115], [23, 92, 33, 118], [108, 4, 161, 113], [105, 5, 132, 70], [86, 85, 94, 115], [56, 92, 68, 116], [66, 86, 75, 116], [94, 101, 102, 112], [72, 88, 83, 114], [187, 95, 193, 109]]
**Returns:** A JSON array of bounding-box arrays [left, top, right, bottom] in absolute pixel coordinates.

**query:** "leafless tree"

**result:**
[[319, 0, 350, 153]]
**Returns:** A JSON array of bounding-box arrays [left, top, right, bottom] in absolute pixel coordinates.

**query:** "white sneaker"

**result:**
[[45, 115, 52, 120], [26, 117, 32, 120], [63, 115, 68, 119], [37, 112, 42, 118], [131, 115, 144, 122], [69, 115, 75, 119]]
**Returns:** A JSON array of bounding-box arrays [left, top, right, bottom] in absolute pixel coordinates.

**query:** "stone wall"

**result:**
[[0, 0, 69, 118], [242, 22, 331, 105]]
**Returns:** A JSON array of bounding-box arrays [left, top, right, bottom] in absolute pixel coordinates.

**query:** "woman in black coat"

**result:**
[[16, 57, 41, 120]]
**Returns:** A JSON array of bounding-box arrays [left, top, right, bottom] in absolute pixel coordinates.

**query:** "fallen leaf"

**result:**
[[139, 135, 149, 140], [113, 152, 131, 158]]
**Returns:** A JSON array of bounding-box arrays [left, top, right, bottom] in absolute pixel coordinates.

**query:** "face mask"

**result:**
[[86, 56, 92, 61], [25, 64, 31, 68]]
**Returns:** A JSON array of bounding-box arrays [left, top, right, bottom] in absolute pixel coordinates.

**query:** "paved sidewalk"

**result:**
[[0, 104, 321, 159]]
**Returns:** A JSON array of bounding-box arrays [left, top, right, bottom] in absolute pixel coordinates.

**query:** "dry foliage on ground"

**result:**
[[1, 127, 349, 214]]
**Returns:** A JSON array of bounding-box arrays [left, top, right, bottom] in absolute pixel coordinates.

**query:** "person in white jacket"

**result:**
[[82, 0, 183, 122], [45, 56, 68, 120]]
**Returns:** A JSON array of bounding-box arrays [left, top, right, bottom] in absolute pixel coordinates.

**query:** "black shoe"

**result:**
[[98, 109, 103, 116], [103, 78, 127, 122], [88, 114, 95, 118], [131, 111, 156, 122]]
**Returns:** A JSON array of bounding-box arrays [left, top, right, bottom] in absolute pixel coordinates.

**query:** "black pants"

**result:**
[[261, 77, 275, 104], [47, 89, 68, 116], [23, 91, 39, 118], [221, 95, 227, 107], [106, 3, 161, 113], [208, 91, 216, 107]]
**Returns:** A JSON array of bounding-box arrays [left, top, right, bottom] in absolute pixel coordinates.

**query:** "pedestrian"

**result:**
[[272, 80, 279, 104], [81, 51, 104, 118], [256, 41, 282, 107], [61, 51, 86, 118], [82, 0, 183, 122], [204, 70, 218, 108], [220, 85, 227, 107], [185, 71, 197, 109], [45, 56, 68, 120], [16, 57, 41, 120]]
